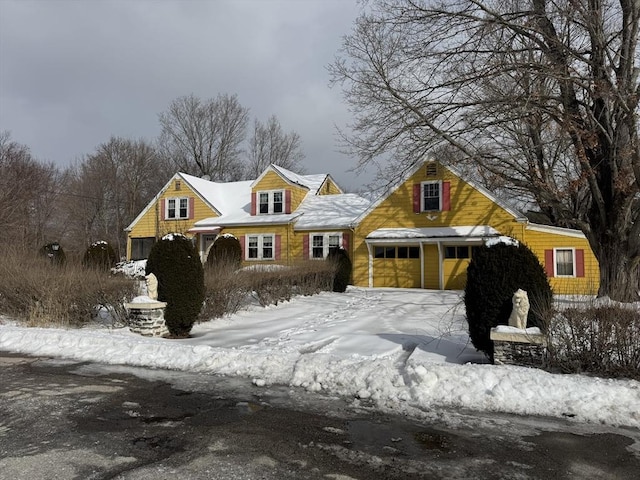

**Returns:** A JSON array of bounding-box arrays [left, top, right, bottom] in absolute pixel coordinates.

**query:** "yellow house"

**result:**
[[126, 161, 599, 294], [350, 160, 599, 294]]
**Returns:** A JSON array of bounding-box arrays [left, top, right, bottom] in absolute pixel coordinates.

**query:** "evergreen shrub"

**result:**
[[146, 234, 205, 337], [464, 241, 553, 361], [327, 247, 352, 293], [82, 241, 117, 270], [39, 242, 66, 265], [205, 235, 242, 270]]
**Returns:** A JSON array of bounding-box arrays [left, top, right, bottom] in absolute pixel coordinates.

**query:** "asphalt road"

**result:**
[[1, 353, 639, 479]]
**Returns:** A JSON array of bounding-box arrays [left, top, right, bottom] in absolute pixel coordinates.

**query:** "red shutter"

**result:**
[[188, 197, 195, 219], [160, 199, 166, 220], [342, 232, 350, 251], [285, 190, 292, 214], [251, 192, 256, 216], [442, 181, 451, 211], [413, 184, 421, 213], [303, 234, 309, 260], [275, 235, 281, 260], [239, 236, 246, 260], [576, 249, 585, 277], [544, 249, 554, 277]]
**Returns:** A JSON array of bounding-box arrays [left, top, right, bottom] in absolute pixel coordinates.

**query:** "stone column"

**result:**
[[125, 300, 168, 337]]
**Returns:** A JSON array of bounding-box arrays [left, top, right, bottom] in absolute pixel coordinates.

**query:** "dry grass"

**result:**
[[547, 303, 640, 380], [0, 246, 137, 327], [201, 259, 336, 320]]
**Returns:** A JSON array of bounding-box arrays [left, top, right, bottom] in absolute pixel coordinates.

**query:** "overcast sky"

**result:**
[[0, 0, 373, 191]]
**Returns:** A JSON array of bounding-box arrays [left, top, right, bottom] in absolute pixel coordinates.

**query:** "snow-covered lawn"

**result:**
[[0, 287, 638, 428]]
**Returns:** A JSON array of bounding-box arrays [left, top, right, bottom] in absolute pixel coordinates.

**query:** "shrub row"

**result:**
[[0, 246, 137, 327], [200, 259, 337, 321], [546, 304, 640, 380]]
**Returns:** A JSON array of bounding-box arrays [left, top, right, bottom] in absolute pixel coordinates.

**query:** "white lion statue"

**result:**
[[508, 289, 530, 330], [145, 273, 158, 301]]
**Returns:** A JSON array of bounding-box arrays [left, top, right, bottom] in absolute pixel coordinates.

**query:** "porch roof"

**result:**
[[366, 226, 500, 242]]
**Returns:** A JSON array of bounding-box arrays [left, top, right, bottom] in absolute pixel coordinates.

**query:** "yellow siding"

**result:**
[[127, 178, 218, 260], [319, 177, 343, 195], [524, 228, 600, 295], [252, 170, 309, 212], [443, 259, 471, 290], [222, 224, 291, 266], [352, 163, 524, 288]]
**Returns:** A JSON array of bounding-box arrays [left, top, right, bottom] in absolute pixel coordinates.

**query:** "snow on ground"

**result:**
[[0, 287, 638, 428]]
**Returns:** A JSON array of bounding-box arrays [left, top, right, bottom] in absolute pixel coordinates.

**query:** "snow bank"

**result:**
[[0, 288, 638, 428]]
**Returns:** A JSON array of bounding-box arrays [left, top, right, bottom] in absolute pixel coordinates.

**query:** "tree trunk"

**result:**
[[594, 241, 640, 302]]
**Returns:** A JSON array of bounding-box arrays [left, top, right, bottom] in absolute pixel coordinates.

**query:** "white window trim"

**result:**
[[165, 197, 189, 220], [257, 189, 285, 215], [420, 180, 442, 212], [245, 233, 276, 261], [553, 247, 576, 278], [309, 232, 342, 259]]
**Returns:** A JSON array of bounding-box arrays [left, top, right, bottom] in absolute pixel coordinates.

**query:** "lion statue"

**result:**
[[508, 289, 530, 330]]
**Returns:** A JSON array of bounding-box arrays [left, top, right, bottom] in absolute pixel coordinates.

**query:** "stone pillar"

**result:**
[[490, 327, 547, 367], [125, 300, 168, 337]]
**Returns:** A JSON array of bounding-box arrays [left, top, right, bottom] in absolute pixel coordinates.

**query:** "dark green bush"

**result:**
[[146, 234, 205, 337], [82, 241, 117, 270], [39, 242, 66, 265], [327, 247, 352, 293], [206, 235, 242, 269], [464, 241, 553, 361]]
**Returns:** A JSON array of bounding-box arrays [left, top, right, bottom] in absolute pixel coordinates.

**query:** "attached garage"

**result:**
[[365, 226, 500, 290]]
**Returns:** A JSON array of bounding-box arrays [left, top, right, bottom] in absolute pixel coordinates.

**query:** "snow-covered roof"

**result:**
[[180, 173, 253, 215], [194, 211, 302, 228], [366, 226, 500, 241], [294, 194, 371, 230], [251, 164, 330, 194]]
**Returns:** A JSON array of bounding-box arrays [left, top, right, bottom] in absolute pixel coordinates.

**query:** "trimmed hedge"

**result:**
[[82, 241, 117, 270], [146, 234, 205, 337], [464, 241, 553, 361], [327, 247, 352, 293]]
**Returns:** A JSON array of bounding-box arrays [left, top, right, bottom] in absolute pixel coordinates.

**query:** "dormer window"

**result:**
[[257, 190, 285, 214]]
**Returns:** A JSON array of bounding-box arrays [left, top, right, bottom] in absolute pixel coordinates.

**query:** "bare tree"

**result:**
[[0, 132, 63, 249], [63, 136, 167, 257], [246, 115, 306, 178], [331, 0, 640, 301], [158, 94, 249, 181]]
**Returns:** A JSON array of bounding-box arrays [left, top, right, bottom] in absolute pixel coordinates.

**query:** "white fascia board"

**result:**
[[526, 223, 587, 238]]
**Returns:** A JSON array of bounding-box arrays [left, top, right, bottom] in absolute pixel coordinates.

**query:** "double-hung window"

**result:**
[[422, 181, 441, 211], [310, 233, 341, 259], [257, 190, 285, 215], [246, 234, 275, 260], [166, 197, 189, 219], [555, 248, 575, 277]]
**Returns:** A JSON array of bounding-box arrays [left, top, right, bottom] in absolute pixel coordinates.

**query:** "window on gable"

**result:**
[[310, 233, 342, 259], [246, 234, 275, 260], [555, 248, 575, 277], [166, 197, 189, 219], [257, 190, 285, 215], [422, 181, 441, 211]]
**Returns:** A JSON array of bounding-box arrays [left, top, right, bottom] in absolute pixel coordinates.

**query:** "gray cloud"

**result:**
[[0, 0, 371, 190]]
